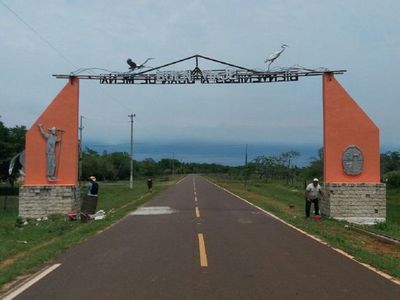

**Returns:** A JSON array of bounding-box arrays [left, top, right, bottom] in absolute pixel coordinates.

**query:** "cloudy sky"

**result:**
[[1, 0, 399, 150]]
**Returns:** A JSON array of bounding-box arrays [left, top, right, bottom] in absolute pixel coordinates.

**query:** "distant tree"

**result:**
[[280, 150, 300, 168], [252, 155, 274, 180], [85, 147, 99, 156], [111, 152, 131, 179], [380, 151, 400, 186], [384, 170, 400, 188], [279, 151, 300, 184], [140, 158, 160, 177], [100, 155, 116, 180], [302, 148, 323, 181], [8, 126, 26, 153], [158, 158, 181, 175], [82, 149, 102, 180], [251, 151, 300, 183], [0, 119, 9, 162], [381, 151, 400, 174], [0, 118, 26, 182]]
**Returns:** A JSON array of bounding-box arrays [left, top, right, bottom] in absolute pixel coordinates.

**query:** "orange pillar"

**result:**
[[24, 77, 79, 185], [323, 73, 380, 183]]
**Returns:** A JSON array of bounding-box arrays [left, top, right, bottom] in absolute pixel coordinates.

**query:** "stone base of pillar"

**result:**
[[19, 185, 81, 219], [321, 183, 386, 225]]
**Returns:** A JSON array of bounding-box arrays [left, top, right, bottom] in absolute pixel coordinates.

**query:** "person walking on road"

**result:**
[[305, 178, 324, 218], [147, 177, 153, 193]]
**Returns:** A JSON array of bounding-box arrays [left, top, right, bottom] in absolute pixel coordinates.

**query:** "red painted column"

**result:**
[[323, 73, 380, 183], [24, 77, 79, 185]]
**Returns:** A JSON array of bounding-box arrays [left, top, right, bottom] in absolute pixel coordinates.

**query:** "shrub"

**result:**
[[0, 185, 19, 196], [383, 171, 400, 188]]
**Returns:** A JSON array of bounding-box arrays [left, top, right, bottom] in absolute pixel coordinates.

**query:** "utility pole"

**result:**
[[78, 115, 84, 181], [128, 113, 136, 189], [172, 152, 175, 176], [244, 144, 248, 189], [245, 144, 248, 166]]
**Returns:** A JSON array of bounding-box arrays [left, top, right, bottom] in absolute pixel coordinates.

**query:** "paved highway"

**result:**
[[7, 175, 400, 299]]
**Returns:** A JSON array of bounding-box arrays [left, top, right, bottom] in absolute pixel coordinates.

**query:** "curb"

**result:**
[[349, 226, 400, 246]]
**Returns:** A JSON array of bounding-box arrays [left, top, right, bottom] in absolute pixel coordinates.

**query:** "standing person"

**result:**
[[82, 176, 99, 220], [305, 178, 324, 218], [38, 124, 62, 181], [88, 176, 99, 198], [147, 177, 153, 193]]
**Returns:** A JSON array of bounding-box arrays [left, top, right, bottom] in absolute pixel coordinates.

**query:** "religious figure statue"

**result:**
[[38, 124, 62, 181], [342, 145, 364, 176]]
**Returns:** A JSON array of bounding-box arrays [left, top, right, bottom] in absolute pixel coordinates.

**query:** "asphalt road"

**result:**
[[8, 175, 400, 299]]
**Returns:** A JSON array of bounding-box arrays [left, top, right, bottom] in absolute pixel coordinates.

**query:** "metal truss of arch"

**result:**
[[53, 54, 346, 85]]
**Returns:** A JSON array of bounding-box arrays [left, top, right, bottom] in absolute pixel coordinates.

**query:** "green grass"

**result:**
[[0, 177, 181, 291], [362, 187, 400, 240], [208, 175, 400, 279], [387, 188, 400, 225]]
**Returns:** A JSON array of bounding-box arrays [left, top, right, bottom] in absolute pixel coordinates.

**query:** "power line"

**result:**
[[0, 0, 77, 69], [0, 0, 133, 112]]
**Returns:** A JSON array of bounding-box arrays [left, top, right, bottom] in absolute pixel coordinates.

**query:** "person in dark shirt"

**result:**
[[88, 176, 99, 196], [147, 178, 153, 193], [81, 176, 99, 220]]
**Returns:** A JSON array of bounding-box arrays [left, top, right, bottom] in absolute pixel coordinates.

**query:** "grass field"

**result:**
[[0, 177, 180, 292], [367, 187, 400, 240], [208, 175, 400, 280]]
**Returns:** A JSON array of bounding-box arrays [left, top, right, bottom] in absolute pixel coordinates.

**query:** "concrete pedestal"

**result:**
[[321, 183, 386, 224], [19, 185, 80, 219]]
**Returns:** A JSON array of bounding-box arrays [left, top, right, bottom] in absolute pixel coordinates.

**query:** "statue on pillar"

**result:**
[[38, 124, 63, 181]]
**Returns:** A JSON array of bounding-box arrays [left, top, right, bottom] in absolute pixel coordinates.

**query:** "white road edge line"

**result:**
[[2, 264, 61, 300], [175, 176, 188, 185], [204, 178, 400, 286]]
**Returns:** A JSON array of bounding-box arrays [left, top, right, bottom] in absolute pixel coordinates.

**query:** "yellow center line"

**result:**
[[198, 233, 208, 267], [195, 206, 200, 218]]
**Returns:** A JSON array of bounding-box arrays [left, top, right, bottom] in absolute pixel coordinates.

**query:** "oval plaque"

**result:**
[[342, 145, 363, 176]]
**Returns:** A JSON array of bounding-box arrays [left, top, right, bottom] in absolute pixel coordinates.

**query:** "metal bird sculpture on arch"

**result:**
[[264, 44, 288, 71], [127, 57, 155, 72]]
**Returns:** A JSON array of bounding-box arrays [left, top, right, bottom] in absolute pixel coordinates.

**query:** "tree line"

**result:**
[[0, 118, 26, 184], [81, 148, 230, 180], [1, 119, 400, 187]]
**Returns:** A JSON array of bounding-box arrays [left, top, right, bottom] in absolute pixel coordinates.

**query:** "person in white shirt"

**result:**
[[304, 178, 324, 218]]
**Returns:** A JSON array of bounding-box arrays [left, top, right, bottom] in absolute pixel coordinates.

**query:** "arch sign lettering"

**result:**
[[54, 54, 346, 85]]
